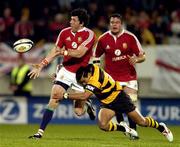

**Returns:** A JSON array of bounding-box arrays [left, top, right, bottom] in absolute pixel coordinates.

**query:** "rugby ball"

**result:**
[[13, 38, 34, 53]]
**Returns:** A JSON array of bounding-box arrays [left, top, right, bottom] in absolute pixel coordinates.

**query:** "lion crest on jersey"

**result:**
[[114, 49, 121, 56], [78, 37, 82, 43], [122, 43, 128, 49]]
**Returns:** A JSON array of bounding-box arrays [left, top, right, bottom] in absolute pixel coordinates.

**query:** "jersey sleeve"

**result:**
[[130, 35, 144, 56], [85, 72, 101, 93], [84, 84, 98, 94], [81, 30, 95, 50], [55, 30, 64, 48], [94, 38, 104, 57]]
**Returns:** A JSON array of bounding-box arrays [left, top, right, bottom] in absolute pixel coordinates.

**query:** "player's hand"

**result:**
[[127, 55, 138, 65], [28, 64, 43, 79], [55, 47, 66, 56], [49, 73, 56, 82]]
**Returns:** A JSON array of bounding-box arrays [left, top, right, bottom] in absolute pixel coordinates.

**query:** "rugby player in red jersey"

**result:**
[[94, 13, 145, 139], [28, 8, 96, 139]]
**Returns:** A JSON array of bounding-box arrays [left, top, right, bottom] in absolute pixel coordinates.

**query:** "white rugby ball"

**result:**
[[13, 38, 34, 53]]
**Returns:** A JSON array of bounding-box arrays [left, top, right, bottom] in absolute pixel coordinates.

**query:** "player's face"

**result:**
[[79, 77, 87, 87], [70, 16, 82, 33], [109, 17, 122, 35], [79, 74, 91, 87]]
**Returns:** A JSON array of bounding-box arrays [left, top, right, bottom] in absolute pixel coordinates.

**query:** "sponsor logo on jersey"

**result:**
[[105, 45, 110, 50], [66, 36, 71, 41], [114, 49, 121, 56], [72, 42, 78, 48], [85, 85, 95, 91], [112, 55, 126, 61]]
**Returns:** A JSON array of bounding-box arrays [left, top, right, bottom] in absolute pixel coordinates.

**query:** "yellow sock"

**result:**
[[108, 121, 118, 131], [145, 117, 159, 128]]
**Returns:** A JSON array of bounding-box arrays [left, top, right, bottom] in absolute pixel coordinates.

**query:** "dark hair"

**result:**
[[76, 64, 93, 83], [71, 8, 89, 26], [76, 66, 86, 83], [109, 13, 123, 22]]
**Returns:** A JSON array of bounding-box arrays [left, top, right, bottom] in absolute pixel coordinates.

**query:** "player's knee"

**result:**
[[98, 121, 108, 131], [52, 91, 63, 101], [74, 108, 85, 116]]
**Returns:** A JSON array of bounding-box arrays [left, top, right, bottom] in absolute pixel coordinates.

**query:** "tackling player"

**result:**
[[63, 64, 173, 142], [93, 13, 145, 139], [28, 8, 96, 139]]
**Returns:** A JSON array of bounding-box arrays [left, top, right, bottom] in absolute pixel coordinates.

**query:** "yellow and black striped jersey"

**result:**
[[84, 64, 123, 104]]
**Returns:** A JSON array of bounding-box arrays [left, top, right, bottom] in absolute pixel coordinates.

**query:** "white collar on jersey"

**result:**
[[77, 27, 86, 32], [109, 29, 124, 38], [71, 27, 86, 36]]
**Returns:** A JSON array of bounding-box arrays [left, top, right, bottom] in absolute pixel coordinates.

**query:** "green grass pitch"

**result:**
[[0, 124, 179, 147]]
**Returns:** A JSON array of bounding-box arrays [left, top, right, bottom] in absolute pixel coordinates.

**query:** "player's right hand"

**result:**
[[55, 46, 66, 56], [127, 55, 137, 65], [28, 64, 43, 79]]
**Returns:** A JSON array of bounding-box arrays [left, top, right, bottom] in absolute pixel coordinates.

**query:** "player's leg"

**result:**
[[74, 99, 85, 116], [29, 67, 71, 139], [29, 84, 68, 139], [74, 99, 96, 120], [28, 84, 67, 139], [98, 108, 117, 131], [123, 86, 138, 131], [98, 108, 138, 138], [116, 81, 138, 140], [127, 109, 173, 142], [115, 81, 138, 139], [85, 99, 96, 120], [72, 83, 96, 120]]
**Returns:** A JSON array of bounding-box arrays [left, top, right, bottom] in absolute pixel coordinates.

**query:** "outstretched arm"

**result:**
[[28, 45, 64, 79], [63, 90, 93, 101]]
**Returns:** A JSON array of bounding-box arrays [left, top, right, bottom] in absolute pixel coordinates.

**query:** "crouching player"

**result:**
[[63, 64, 173, 142]]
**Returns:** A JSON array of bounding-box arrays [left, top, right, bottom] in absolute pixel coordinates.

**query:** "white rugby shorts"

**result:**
[[118, 80, 138, 102], [55, 66, 84, 92], [119, 80, 138, 91]]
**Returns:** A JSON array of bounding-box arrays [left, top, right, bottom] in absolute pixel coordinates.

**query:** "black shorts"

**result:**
[[101, 91, 136, 114]]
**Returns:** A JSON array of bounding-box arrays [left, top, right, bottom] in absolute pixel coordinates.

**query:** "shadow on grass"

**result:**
[[45, 137, 103, 141]]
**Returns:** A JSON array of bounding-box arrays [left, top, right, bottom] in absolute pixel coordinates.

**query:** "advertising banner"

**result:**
[[0, 96, 27, 124], [1, 96, 180, 125], [28, 96, 99, 124], [140, 98, 180, 125]]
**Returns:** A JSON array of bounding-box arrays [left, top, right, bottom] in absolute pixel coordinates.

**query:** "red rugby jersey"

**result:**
[[56, 27, 95, 72], [95, 30, 144, 81]]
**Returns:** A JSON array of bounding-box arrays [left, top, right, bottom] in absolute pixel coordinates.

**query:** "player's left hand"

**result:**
[[49, 73, 56, 82], [28, 64, 43, 79], [127, 55, 138, 65]]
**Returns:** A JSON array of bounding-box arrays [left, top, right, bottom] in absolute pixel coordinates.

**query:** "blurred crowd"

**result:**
[[0, 0, 180, 45]]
